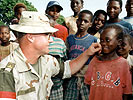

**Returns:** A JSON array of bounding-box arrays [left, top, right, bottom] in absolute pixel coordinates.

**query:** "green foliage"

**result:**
[[56, 15, 65, 25], [0, 0, 37, 25]]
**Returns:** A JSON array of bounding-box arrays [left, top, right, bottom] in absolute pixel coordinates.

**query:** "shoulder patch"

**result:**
[[5, 62, 15, 72]]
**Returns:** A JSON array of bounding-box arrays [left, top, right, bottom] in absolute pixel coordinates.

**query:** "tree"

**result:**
[[0, 0, 37, 25]]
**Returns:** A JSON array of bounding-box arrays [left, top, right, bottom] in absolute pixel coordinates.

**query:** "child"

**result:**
[[45, 0, 65, 25], [0, 25, 18, 61], [84, 24, 132, 100], [65, 0, 83, 35], [45, 1, 68, 41], [106, 0, 132, 31], [11, 3, 27, 24], [64, 10, 98, 100], [49, 36, 67, 100], [123, 0, 133, 29], [88, 10, 107, 39], [117, 34, 133, 97]]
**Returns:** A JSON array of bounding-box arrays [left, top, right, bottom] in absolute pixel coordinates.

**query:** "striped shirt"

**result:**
[[49, 36, 67, 59]]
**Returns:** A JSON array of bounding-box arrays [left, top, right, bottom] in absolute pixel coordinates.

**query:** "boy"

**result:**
[[45, 1, 68, 41], [85, 24, 132, 100], [0, 25, 18, 61], [11, 3, 27, 24], [65, 0, 84, 35], [49, 36, 67, 100], [64, 10, 98, 100], [88, 9, 107, 39], [106, 0, 132, 31], [123, 0, 133, 29]]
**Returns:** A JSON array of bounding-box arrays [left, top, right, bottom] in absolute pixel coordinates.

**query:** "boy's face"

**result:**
[[93, 13, 106, 31], [15, 7, 26, 20], [125, 0, 133, 16], [76, 13, 92, 32], [100, 28, 118, 54], [71, 0, 83, 13], [117, 38, 132, 56], [0, 27, 10, 44], [47, 6, 60, 21], [107, 1, 122, 19]]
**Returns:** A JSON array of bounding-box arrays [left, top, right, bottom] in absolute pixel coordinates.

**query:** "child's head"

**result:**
[[100, 24, 123, 54], [92, 10, 107, 31], [45, 1, 63, 21], [13, 3, 27, 20], [76, 10, 93, 33], [70, 0, 83, 14], [0, 25, 10, 45], [117, 34, 133, 58], [125, 0, 133, 17], [107, 0, 122, 19]]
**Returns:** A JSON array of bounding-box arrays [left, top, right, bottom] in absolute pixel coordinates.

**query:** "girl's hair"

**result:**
[[79, 10, 93, 21], [107, 0, 122, 8], [102, 24, 124, 40], [70, 0, 84, 6], [13, 3, 27, 13]]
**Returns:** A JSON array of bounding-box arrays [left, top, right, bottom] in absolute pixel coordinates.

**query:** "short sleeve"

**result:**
[[62, 60, 71, 79]]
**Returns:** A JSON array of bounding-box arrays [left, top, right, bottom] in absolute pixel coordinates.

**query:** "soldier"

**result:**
[[0, 11, 101, 100]]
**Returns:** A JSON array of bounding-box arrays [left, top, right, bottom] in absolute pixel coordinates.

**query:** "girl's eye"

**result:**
[[106, 39, 110, 42]]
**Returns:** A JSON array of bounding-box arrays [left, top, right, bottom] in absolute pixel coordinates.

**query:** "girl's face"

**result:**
[[93, 13, 106, 31], [47, 6, 60, 21], [71, 0, 83, 13], [100, 28, 118, 54], [107, 1, 121, 19], [117, 38, 132, 57]]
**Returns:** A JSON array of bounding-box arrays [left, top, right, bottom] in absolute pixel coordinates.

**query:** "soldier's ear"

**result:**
[[26, 34, 34, 43]]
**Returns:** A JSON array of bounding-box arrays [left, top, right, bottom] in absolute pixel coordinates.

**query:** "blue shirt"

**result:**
[[66, 34, 98, 65]]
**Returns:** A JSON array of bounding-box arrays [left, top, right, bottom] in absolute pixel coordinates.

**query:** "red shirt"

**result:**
[[53, 24, 68, 42], [85, 56, 132, 100]]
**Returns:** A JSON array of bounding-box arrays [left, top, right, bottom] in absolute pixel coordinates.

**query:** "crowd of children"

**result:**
[[0, 0, 132, 100]]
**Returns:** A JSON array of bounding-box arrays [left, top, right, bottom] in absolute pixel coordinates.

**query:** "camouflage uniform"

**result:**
[[0, 47, 71, 100]]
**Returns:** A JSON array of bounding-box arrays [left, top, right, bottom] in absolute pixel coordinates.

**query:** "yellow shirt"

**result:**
[[65, 16, 78, 35]]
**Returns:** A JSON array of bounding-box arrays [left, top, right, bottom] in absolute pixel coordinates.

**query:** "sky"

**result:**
[[27, 0, 127, 18]]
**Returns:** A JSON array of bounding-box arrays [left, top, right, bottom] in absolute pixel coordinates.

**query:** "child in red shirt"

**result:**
[[45, 1, 68, 42], [84, 24, 132, 100]]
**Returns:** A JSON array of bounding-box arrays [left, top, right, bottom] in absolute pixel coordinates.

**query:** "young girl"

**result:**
[[117, 34, 133, 97], [84, 24, 132, 100], [65, 0, 83, 35]]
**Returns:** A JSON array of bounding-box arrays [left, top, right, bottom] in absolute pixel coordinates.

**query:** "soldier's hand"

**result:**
[[86, 43, 101, 56]]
